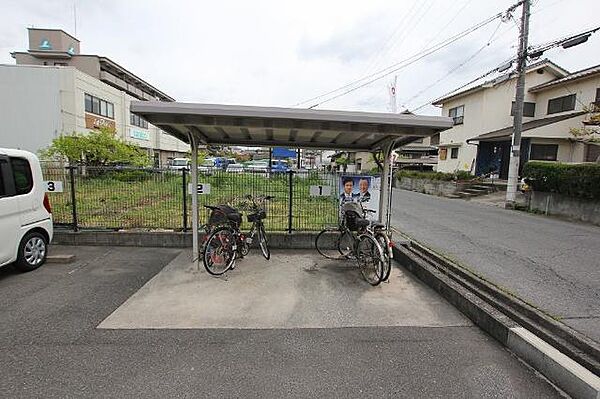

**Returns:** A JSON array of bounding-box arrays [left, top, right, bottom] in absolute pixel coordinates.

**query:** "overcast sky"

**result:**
[[1, 0, 599, 115]]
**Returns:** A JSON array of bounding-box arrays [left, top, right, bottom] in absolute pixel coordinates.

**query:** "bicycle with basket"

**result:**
[[315, 201, 392, 286], [201, 194, 273, 275]]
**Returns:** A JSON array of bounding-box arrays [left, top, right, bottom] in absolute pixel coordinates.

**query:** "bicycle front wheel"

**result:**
[[258, 224, 270, 260], [356, 234, 384, 286], [375, 233, 392, 282], [203, 226, 237, 275]]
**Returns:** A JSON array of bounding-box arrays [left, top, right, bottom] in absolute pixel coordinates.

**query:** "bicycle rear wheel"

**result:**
[[203, 226, 237, 275], [315, 228, 353, 260], [356, 234, 384, 286]]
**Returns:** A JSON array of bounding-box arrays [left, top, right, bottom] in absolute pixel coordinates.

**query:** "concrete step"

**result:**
[[463, 188, 489, 195], [471, 185, 494, 191]]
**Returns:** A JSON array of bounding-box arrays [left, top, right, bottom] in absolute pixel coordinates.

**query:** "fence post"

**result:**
[[182, 168, 188, 231], [68, 166, 78, 232], [288, 170, 293, 234]]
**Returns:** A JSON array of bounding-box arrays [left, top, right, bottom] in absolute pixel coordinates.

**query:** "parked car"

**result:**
[[245, 161, 269, 174], [199, 158, 216, 175], [226, 163, 244, 173], [0, 148, 53, 272], [271, 160, 290, 173], [168, 158, 190, 170]]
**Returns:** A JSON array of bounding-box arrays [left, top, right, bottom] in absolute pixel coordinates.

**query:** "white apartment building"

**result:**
[[434, 59, 600, 178], [0, 28, 188, 166]]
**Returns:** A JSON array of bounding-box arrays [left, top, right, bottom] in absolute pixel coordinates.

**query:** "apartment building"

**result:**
[[0, 28, 188, 166], [433, 59, 600, 178]]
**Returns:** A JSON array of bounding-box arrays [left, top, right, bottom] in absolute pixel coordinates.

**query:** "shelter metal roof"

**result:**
[[131, 102, 453, 151]]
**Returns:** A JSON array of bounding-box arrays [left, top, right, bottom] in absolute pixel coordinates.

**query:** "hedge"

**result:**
[[395, 170, 474, 182], [522, 161, 600, 200]]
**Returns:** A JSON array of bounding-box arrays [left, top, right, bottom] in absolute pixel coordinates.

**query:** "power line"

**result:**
[[401, 20, 505, 109], [360, 0, 422, 76], [409, 63, 511, 113], [293, 1, 524, 109], [409, 24, 600, 113], [371, 0, 436, 72], [306, 17, 502, 109]]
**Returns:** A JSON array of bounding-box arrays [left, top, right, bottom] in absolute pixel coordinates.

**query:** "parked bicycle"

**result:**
[[201, 195, 273, 275], [315, 202, 390, 285]]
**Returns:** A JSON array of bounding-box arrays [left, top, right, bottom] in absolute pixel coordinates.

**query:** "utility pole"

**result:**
[[505, 0, 530, 208]]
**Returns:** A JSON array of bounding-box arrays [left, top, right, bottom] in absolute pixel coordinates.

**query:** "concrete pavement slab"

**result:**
[[0, 245, 563, 398], [99, 250, 471, 329]]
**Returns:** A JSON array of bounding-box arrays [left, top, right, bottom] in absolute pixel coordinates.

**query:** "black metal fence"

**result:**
[[41, 163, 342, 232]]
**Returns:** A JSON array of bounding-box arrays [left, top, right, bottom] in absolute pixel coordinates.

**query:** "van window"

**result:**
[[10, 157, 33, 195], [0, 159, 6, 196]]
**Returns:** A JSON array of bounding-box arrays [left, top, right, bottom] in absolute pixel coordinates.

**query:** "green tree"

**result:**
[[41, 127, 151, 166]]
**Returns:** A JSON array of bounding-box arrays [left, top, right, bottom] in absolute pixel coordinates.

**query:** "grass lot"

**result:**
[[44, 168, 339, 231]]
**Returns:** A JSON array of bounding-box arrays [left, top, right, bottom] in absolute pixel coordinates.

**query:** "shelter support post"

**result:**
[[188, 132, 199, 270], [378, 140, 396, 230]]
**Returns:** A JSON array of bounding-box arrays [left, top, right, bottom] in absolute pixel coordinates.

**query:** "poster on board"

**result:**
[[338, 175, 381, 220]]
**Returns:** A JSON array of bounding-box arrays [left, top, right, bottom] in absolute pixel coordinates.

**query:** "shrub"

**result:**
[[522, 161, 600, 200], [395, 170, 475, 182]]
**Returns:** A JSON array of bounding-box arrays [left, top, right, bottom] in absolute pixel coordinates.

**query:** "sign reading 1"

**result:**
[[309, 185, 332, 197]]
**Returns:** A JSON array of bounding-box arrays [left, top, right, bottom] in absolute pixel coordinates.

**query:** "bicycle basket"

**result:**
[[207, 205, 242, 228], [247, 210, 267, 223]]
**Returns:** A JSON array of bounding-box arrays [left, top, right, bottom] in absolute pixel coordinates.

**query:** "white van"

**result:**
[[0, 148, 53, 271]]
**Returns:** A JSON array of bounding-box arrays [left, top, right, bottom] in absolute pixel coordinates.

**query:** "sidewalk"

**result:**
[[391, 188, 600, 344]]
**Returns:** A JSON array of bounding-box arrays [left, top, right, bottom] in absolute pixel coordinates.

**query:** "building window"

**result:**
[[450, 147, 459, 159], [593, 88, 600, 111], [85, 93, 114, 119], [449, 105, 464, 125], [511, 102, 536, 117], [585, 144, 600, 162], [530, 144, 558, 161], [130, 112, 149, 129], [10, 157, 33, 195], [547, 94, 576, 114]]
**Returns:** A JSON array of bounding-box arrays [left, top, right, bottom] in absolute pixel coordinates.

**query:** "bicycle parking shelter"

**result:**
[[130, 102, 453, 264]]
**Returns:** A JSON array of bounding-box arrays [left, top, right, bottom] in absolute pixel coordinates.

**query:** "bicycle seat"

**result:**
[[371, 222, 385, 229]]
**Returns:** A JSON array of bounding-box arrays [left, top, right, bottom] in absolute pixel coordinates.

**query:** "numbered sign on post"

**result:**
[[187, 183, 211, 195], [309, 185, 332, 197], [44, 181, 64, 193]]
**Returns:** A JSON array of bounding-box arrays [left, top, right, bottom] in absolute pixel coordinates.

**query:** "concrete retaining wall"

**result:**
[[52, 230, 333, 249], [530, 191, 600, 226], [394, 177, 469, 197]]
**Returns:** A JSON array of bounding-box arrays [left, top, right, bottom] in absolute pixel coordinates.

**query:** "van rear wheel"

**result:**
[[15, 231, 48, 272]]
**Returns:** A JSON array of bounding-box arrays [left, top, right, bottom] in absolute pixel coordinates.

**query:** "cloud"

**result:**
[[0, 0, 599, 117]]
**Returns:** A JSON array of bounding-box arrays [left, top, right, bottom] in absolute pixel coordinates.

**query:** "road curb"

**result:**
[[392, 243, 600, 399]]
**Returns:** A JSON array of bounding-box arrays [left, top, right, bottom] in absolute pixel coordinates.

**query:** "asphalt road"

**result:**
[[391, 188, 600, 343], [0, 245, 561, 398]]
